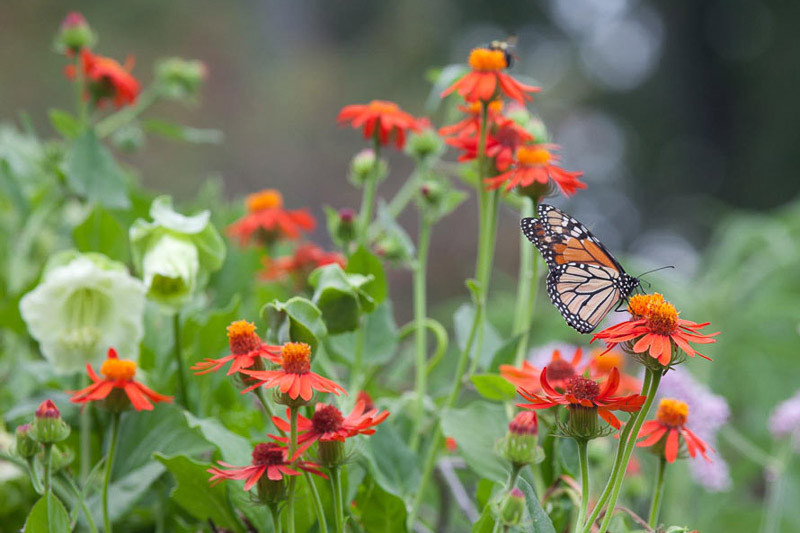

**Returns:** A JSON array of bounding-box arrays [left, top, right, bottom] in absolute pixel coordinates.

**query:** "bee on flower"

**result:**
[[442, 47, 540, 103]]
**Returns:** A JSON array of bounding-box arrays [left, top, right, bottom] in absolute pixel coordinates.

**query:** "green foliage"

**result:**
[[440, 402, 508, 483], [64, 130, 130, 208], [72, 205, 129, 263], [23, 494, 70, 533], [262, 296, 327, 352], [309, 263, 375, 334], [355, 475, 408, 533], [326, 302, 398, 366], [471, 374, 517, 402]]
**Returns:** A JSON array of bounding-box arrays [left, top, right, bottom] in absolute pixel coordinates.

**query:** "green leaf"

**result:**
[[471, 374, 517, 402], [310, 264, 375, 334], [49, 109, 82, 139], [261, 296, 328, 353], [154, 453, 244, 532], [141, 118, 224, 144], [346, 245, 388, 304], [362, 421, 419, 498], [356, 475, 407, 533], [472, 506, 495, 533], [453, 304, 502, 369], [184, 412, 251, 464], [518, 478, 557, 533], [23, 493, 70, 533], [440, 402, 508, 483], [489, 335, 523, 372], [72, 205, 129, 262], [180, 295, 241, 367], [64, 130, 130, 208], [326, 303, 397, 366]]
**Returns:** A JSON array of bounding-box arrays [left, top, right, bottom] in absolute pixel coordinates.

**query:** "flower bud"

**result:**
[[257, 476, 288, 505], [373, 236, 406, 263], [31, 400, 71, 444], [419, 180, 444, 206], [335, 208, 357, 243], [498, 488, 525, 526], [155, 58, 207, 101], [405, 127, 444, 164], [318, 439, 347, 468], [15, 424, 40, 459], [348, 149, 388, 187], [50, 445, 75, 472], [111, 123, 146, 153], [565, 405, 600, 441], [500, 412, 542, 467], [56, 12, 96, 55]]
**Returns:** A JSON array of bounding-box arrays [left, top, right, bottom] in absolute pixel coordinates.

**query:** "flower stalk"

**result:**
[[173, 312, 191, 411], [287, 406, 299, 533], [330, 466, 345, 533], [512, 197, 539, 366], [648, 456, 667, 528], [43, 444, 53, 494], [103, 413, 121, 533], [357, 136, 382, 247], [410, 210, 433, 452], [96, 84, 160, 138], [574, 440, 590, 533]]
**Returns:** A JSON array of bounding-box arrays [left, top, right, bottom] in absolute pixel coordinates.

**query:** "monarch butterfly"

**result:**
[[521, 204, 640, 333]]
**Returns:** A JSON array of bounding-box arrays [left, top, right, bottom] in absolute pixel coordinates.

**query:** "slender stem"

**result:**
[[304, 471, 329, 533], [512, 198, 539, 366], [648, 457, 667, 528], [330, 467, 345, 533], [287, 407, 299, 533], [43, 444, 53, 494], [349, 320, 366, 394], [759, 436, 794, 533], [722, 425, 773, 467], [269, 504, 283, 533], [24, 458, 44, 494], [103, 413, 121, 533], [386, 169, 420, 219], [254, 388, 284, 436], [507, 465, 522, 490], [173, 312, 190, 411], [357, 137, 381, 247], [410, 213, 433, 452], [596, 370, 662, 533], [95, 85, 160, 138], [72, 55, 89, 128], [60, 472, 99, 533], [573, 440, 590, 533], [80, 377, 92, 483]]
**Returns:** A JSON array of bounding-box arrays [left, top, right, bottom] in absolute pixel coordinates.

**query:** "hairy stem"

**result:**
[[648, 456, 667, 528]]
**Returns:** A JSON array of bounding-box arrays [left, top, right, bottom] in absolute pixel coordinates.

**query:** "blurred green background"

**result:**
[[2, 1, 799, 531]]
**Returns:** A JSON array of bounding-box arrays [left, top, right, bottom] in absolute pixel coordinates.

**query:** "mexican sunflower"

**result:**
[[65, 49, 140, 108], [207, 442, 327, 490], [637, 398, 712, 463], [439, 100, 504, 139], [484, 144, 586, 196], [441, 47, 539, 104], [337, 100, 421, 148], [227, 189, 315, 246], [191, 320, 281, 376], [272, 399, 389, 458], [70, 348, 172, 411], [500, 348, 586, 393], [588, 348, 642, 394], [446, 116, 532, 172], [517, 367, 646, 430], [239, 342, 345, 401], [261, 243, 345, 282], [591, 293, 718, 366]]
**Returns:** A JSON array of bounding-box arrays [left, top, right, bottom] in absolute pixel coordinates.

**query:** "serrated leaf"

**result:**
[[471, 374, 517, 402], [519, 478, 557, 533], [64, 130, 130, 208], [362, 421, 419, 498]]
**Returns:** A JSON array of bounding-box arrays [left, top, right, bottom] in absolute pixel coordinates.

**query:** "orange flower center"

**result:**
[[516, 146, 553, 166], [280, 342, 311, 374], [546, 359, 577, 383], [565, 376, 600, 401], [468, 48, 507, 71], [226, 320, 262, 355], [101, 357, 137, 381], [367, 100, 400, 115], [246, 189, 283, 212], [627, 293, 665, 318], [508, 411, 538, 435], [646, 301, 679, 335], [311, 404, 344, 434], [251, 443, 285, 466], [592, 350, 623, 374], [467, 100, 503, 114], [656, 398, 688, 427]]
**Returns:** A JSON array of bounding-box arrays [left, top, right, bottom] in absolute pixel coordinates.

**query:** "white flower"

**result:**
[[19, 251, 146, 374]]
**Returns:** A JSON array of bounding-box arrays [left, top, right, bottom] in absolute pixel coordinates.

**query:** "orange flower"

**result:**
[[591, 293, 718, 366], [439, 100, 504, 139], [70, 348, 172, 411], [191, 320, 281, 376], [445, 115, 533, 172], [239, 342, 345, 401], [484, 144, 586, 196], [227, 190, 316, 246], [65, 49, 140, 108], [337, 100, 420, 148], [517, 367, 646, 429], [441, 48, 540, 104], [207, 442, 326, 491], [500, 348, 586, 394], [637, 398, 712, 463], [261, 243, 345, 282], [272, 399, 389, 458], [588, 348, 641, 394]]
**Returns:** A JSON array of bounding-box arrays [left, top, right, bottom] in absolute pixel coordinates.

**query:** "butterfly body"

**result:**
[[521, 204, 639, 333]]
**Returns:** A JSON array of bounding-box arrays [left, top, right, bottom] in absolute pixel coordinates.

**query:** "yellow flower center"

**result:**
[[656, 398, 689, 427], [468, 48, 507, 71], [226, 320, 262, 354], [592, 350, 623, 374], [467, 100, 503, 114], [646, 301, 679, 335], [246, 190, 283, 212], [627, 293, 665, 318], [516, 146, 552, 166], [367, 100, 400, 115], [101, 358, 137, 381], [281, 342, 311, 374]]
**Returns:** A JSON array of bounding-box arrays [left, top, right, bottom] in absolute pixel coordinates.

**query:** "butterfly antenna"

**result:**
[[635, 265, 675, 279]]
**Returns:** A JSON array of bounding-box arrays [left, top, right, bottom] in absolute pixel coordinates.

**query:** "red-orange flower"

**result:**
[[441, 48, 540, 104], [439, 100, 504, 139], [591, 293, 718, 366], [272, 399, 389, 458], [70, 348, 172, 411], [192, 320, 281, 376], [261, 243, 345, 282], [227, 189, 316, 246], [500, 348, 586, 394], [65, 49, 140, 108], [637, 398, 712, 463], [239, 342, 345, 401], [517, 367, 646, 429], [337, 100, 420, 148], [484, 144, 586, 196], [588, 348, 641, 394], [446, 116, 533, 172], [207, 442, 326, 491]]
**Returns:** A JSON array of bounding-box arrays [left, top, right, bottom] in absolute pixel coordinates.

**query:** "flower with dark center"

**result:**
[[207, 442, 326, 491], [500, 347, 586, 393], [192, 320, 281, 376]]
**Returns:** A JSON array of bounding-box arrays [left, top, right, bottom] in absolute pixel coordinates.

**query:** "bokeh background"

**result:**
[[2, 1, 800, 531]]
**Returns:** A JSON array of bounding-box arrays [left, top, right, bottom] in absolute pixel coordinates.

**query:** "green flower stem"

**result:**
[[722, 425, 774, 467], [507, 464, 522, 490], [80, 406, 91, 483], [24, 457, 44, 494], [596, 369, 662, 533], [512, 198, 540, 366], [60, 472, 99, 533], [102, 413, 121, 533], [648, 456, 667, 528], [357, 137, 382, 247], [269, 504, 283, 533], [410, 212, 433, 452], [330, 466, 345, 533], [43, 444, 53, 494], [254, 388, 283, 436], [72, 55, 89, 128], [349, 320, 366, 394], [96, 85, 160, 138], [759, 436, 794, 533], [386, 168, 421, 219], [173, 312, 191, 412], [573, 440, 590, 533], [287, 407, 299, 533], [304, 471, 329, 533], [581, 371, 653, 533]]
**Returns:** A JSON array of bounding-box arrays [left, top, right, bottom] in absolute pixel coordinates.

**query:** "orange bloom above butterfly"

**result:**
[[484, 144, 586, 196], [637, 398, 712, 463], [227, 189, 315, 246], [70, 348, 172, 411], [337, 100, 421, 148], [441, 48, 540, 104]]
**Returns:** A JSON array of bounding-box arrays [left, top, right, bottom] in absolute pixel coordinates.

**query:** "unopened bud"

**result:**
[[498, 487, 525, 526], [31, 400, 71, 444], [500, 411, 541, 467], [349, 149, 388, 186], [15, 424, 40, 459], [56, 12, 95, 54], [405, 127, 444, 164], [318, 439, 347, 468], [155, 58, 207, 101]]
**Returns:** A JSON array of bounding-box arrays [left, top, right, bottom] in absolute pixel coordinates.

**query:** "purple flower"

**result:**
[[769, 390, 800, 450]]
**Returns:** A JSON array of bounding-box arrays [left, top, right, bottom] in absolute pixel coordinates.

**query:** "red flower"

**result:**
[[227, 189, 316, 246], [70, 348, 172, 411], [338, 100, 420, 148], [65, 50, 140, 108], [446, 116, 532, 172], [441, 48, 539, 104], [500, 348, 586, 394], [261, 243, 345, 282], [272, 399, 389, 458], [439, 100, 505, 139], [484, 144, 586, 196], [591, 293, 718, 366], [239, 342, 345, 401], [207, 442, 327, 491], [517, 367, 646, 429], [637, 398, 712, 463], [192, 320, 281, 376]]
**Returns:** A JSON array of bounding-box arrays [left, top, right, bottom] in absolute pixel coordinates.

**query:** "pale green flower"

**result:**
[[19, 251, 146, 374], [130, 195, 225, 309]]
